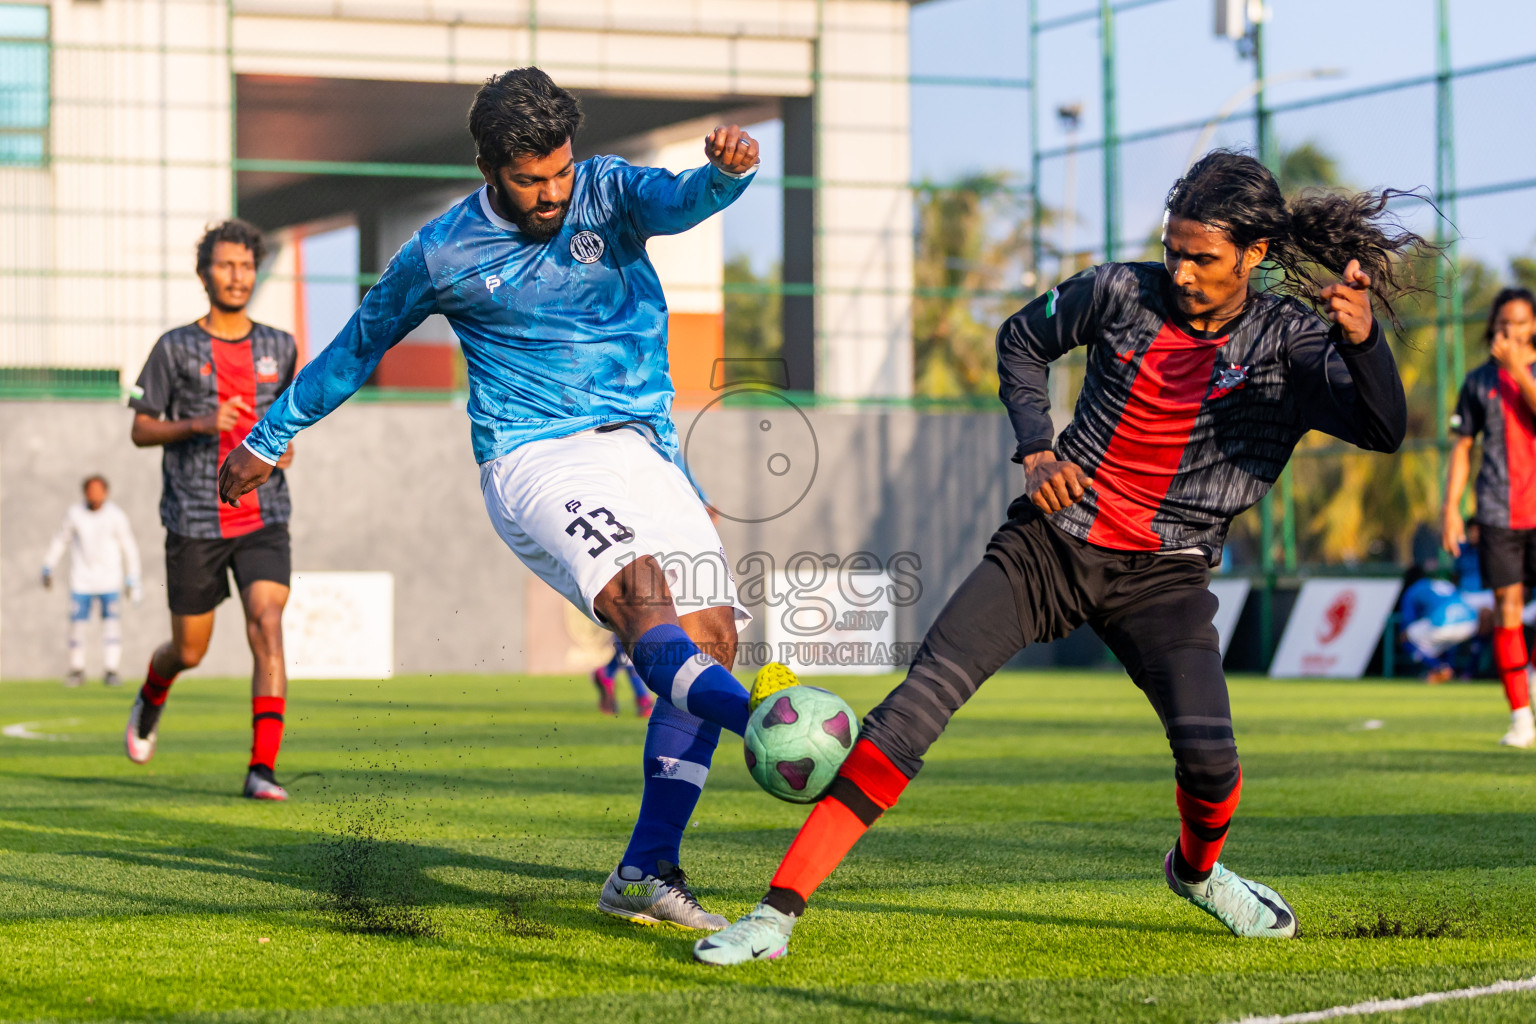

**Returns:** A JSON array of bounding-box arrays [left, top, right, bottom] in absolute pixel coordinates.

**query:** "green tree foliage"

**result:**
[[723, 255, 782, 362], [911, 173, 1031, 398]]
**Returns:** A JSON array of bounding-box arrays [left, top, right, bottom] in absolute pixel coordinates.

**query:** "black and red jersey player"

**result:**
[[124, 219, 298, 800], [1443, 287, 1536, 748], [694, 151, 1437, 965]]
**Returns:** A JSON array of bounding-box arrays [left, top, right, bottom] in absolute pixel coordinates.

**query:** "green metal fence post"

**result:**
[[1250, 7, 1295, 576], [1253, 6, 1269, 168], [1028, 0, 1042, 294], [1099, 0, 1117, 262], [1434, 0, 1458, 561], [1260, 493, 1276, 663]]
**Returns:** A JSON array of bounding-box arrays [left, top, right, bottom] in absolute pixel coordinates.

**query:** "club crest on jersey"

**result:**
[[1208, 364, 1250, 401], [484, 274, 503, 295], [569, 230, 605, 264], [255, 355, 279, 382]]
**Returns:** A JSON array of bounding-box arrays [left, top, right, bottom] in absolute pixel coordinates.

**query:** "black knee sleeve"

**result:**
[[859, 560, 1026, 778]]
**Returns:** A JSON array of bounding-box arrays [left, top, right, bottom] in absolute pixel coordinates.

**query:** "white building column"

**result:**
[[815, 0, 913, 400], [47, 0, 233, 384]]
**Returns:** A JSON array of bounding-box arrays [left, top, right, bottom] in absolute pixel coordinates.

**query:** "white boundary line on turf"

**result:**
[[1228, 976, 1536, 1024], [1, 719, 80, 741]]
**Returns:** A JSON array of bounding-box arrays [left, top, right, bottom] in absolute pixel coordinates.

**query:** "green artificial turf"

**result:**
[[1, 672, 1534, 1023]]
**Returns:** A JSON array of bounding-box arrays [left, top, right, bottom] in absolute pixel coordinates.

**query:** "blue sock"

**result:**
[[621, 700, 721, 875], [629, 623, 750, 735], [604, 642, 626, 677]]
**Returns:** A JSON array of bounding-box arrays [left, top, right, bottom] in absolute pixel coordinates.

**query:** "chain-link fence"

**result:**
[[2, 0, 1531, 597]]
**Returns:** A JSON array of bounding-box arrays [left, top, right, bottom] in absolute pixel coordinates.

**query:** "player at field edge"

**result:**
[[42, 474, 142, 688], [1442, 287, 1536, 747], [219, 68, 773, 930], [695, 150, 1437, 964], [124, 220, 299, 801]]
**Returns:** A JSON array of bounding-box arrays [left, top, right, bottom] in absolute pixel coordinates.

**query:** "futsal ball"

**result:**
[[743, 685, 859, 803]]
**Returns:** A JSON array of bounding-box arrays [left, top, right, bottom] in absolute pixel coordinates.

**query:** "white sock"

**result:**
[[102, 616, 122, 672], [68, 620, 87, 672], [1513, 706, 1534, 728]]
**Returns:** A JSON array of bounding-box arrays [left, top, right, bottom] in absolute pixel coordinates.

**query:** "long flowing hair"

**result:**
[[1165, 149, 1441, 327]]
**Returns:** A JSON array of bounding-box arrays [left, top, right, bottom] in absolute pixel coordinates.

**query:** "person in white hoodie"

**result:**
[[42, 475, 141, 687]]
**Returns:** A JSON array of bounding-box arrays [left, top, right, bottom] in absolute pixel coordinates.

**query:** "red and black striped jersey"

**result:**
[[1452, 360, 1536, 529], [130, 322, 297, 539], [998, 262, 1406, 564]]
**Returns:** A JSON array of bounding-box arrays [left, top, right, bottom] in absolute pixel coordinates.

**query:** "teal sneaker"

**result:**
[[692, 902, 795, 964], [1164, 848, 1298, 938]]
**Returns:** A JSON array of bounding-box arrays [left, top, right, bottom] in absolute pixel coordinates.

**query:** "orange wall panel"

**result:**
[[669, 311, 724, 407], [369, 343, 457, 390]]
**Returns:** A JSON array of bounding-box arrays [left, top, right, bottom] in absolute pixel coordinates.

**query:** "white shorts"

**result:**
[[480, 426, 749, 629]]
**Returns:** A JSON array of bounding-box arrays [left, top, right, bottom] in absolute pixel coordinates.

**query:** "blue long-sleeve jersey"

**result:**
[[244, 155, 753, 465]]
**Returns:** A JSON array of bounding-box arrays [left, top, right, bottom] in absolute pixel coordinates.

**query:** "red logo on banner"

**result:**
[[1318, 590, 1356, 645]]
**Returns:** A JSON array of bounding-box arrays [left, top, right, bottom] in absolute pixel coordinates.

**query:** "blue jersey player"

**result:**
[[219, 68, 773, 930]]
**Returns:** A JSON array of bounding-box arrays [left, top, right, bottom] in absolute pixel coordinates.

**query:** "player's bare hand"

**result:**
[[1489, 329, 1533, 376], [218, 444, 273, 508], [1320, 259, 1375, 344], [199, 395, 250, 435], [705, 125, 759, 176], [1024, 451, 1093, 513], [275, 440, 295, 470], [1441, 508, 1466, 557]]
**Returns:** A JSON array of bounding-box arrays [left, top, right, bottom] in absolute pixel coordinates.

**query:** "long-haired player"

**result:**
[[697, 151, 1437, 963]]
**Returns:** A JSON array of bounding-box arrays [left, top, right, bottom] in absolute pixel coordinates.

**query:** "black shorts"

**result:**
[[165, 523, 291, 616], [1478, 523, 1536, 592], [860, 498, 1238, 801]]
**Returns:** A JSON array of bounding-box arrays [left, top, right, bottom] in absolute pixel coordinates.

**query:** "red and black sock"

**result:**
[[761, 739, 910, 917], [1173, 770, 1243, 883], [141, 662, 177, 706], [1493, 626, 1531, 712], [249, 696, 286, 779]]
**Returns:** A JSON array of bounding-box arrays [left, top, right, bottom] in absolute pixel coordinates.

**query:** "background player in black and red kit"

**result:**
[[696, 151, 1435, 964], [125, 220, 298, 800], [1443, 287, 1536, 748]]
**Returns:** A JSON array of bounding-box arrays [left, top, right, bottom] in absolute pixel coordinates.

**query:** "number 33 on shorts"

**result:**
[[565, 505, 636, 558]]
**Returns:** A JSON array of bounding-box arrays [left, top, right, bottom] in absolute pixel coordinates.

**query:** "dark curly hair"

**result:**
[[1483, 286, 1536, 343], [1166, 150, 1440, 327], [195, 219, 266, 278], [468, 68, 583, 169]]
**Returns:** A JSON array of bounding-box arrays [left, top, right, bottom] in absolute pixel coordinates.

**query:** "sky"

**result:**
[[724, 0, 1536, 277]]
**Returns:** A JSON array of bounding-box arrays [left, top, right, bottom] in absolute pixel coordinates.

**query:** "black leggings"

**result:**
[[861, 514, 1239, 804]]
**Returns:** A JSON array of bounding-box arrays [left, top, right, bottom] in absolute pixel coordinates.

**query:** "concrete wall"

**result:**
[[1, 398, 1021, 680]]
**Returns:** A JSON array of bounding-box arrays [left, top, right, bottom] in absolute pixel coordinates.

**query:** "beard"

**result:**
[[496, 183, 569, 242], [1173, 287, 1210, 314], [206, 291, 248, 315]]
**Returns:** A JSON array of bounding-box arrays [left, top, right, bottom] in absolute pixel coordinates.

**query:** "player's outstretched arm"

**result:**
[[616, 126, 758, 239], [222, 237, 438, 506], [1293, 260, 1407, 453], [997, 268, 1101, 465]]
